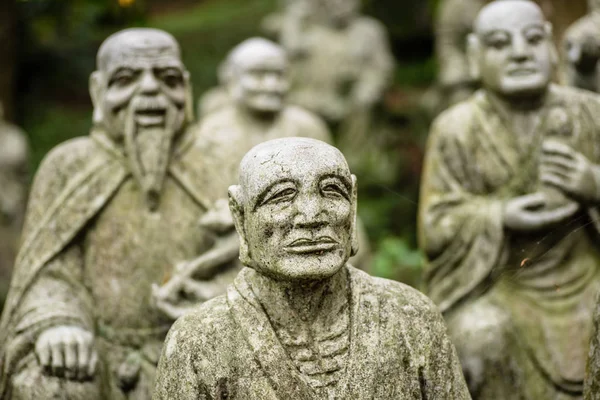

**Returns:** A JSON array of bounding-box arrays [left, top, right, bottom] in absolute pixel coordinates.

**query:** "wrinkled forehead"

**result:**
[[97, 30, 184, 75], [475, 1, 546, 36], [239, 140, 351, 204], [230, 43, 287, 73]]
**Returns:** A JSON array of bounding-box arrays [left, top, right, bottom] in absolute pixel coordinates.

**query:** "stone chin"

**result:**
[[256, 250, 349, 282], [247, 95, 285, 114], [497, 73, 550, 96]]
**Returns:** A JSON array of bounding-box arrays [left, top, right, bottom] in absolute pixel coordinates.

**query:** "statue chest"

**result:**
[[81, 177, 214, 327]]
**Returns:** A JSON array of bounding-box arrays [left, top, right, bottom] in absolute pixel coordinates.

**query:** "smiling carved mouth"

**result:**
[[508, 68, 538, 76], [284, 236, 339, 254]]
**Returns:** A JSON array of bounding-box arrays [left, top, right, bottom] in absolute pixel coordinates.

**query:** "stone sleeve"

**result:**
[[4, 242, 92, 376]]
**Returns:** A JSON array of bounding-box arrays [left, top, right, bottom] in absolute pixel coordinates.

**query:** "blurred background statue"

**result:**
[[562, 0, 600, 92], [420, 1, 600, 398], [425, 0, 587, 116], [177, 38, 371, 307], [0, 101, 28, 311], [280, 0, 395, 172]]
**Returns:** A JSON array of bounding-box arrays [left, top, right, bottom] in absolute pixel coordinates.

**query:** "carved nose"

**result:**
[[139, 71, 160, 94], [294, 196, 327, 229], [511, 38, 532, 60]]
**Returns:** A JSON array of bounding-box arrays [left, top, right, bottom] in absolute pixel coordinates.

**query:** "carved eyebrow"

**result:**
[[320, 174, 352, 194], [252, 179, 298, 211], [481, 30, 510, 40]]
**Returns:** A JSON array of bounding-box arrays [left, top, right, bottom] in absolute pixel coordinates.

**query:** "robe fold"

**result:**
[[153, 265, 471, 399], [0, 127, 228, 398], [419, 85, 600, 398]]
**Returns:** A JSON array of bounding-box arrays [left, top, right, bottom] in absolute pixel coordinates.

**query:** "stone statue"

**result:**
[[419, 1, 600, 398], [0, 102, 28, 307], [283, 0, 394, 152], [429, 0, 587, 115], [153, 137, 471, 399], [0, 28, 237, 399], [196, 60, 231, 118], [158, 38, 371, 317], [563, 0, 600, 92], [433, 0, 487, 111]]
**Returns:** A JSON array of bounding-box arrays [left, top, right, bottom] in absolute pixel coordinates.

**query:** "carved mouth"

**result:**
[[507, 68, 538, 76], [284, 237, 338, 254], [135, 108, 166, 126]]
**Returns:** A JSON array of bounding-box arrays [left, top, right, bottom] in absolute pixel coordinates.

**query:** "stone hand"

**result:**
[[152, 232, 240, 320], [541, 140, 600, 203], [35, 326, 98, 381], [503, 192, 579, 232]]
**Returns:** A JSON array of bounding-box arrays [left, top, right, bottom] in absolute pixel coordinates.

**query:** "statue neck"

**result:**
[[486, 88, 548, 114], [249, 267, 349, 324], [235, 104, 280, 125]]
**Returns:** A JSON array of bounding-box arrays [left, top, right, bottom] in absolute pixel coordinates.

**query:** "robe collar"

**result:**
[[227, 265, 380, 399]]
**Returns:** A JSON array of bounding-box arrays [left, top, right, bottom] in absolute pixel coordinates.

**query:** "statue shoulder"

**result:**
[[31, 136, 101, 197], [283, 105, 332, 143], [38, 136, 97, 173], [195, 106, 240, 140], [552, 84, 600, 111], [429, 98, 479, 142], [353, 16, 389, 43], [164, 296, 234, 355], [355, 269, 449, 337], [565, 13, 600, 42]]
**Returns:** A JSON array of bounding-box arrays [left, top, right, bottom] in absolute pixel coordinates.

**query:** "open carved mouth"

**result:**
[[135, 108, 166, 126], [284, 236, 339, 254]]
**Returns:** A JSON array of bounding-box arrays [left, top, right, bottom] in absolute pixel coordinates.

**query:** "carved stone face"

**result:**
[[91, 29, 191, 210], [230, 138, 357, 282], [472, 1, 555, 97], [228, 38, 289, 115], [93, 29, 188, 137]]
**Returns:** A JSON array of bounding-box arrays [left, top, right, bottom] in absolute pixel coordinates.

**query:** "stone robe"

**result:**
[[419, 85, 600, 399], [0, 127, 229, 399], [153, 265, 471, 399]]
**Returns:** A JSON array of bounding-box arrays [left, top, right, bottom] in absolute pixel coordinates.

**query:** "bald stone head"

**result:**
[[91, 28, 192, 137], [468, 0, 556, 98], [229, 138, 358, 282], [224, 37, 289, 115]]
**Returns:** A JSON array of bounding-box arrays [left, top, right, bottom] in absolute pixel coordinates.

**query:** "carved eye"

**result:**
[[526, 33, 543, 45], [322, 183, 349, 200], [110, 70, 136, 87], [159, 69, 183, 88], [264, 188, 296, 205]]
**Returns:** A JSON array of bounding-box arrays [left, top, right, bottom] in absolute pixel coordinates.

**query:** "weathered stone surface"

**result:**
[[0, 28, 235, 399], [154, 137, 470, 399], [420, 1, 600, 398], [0, 102, 29, 307]]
